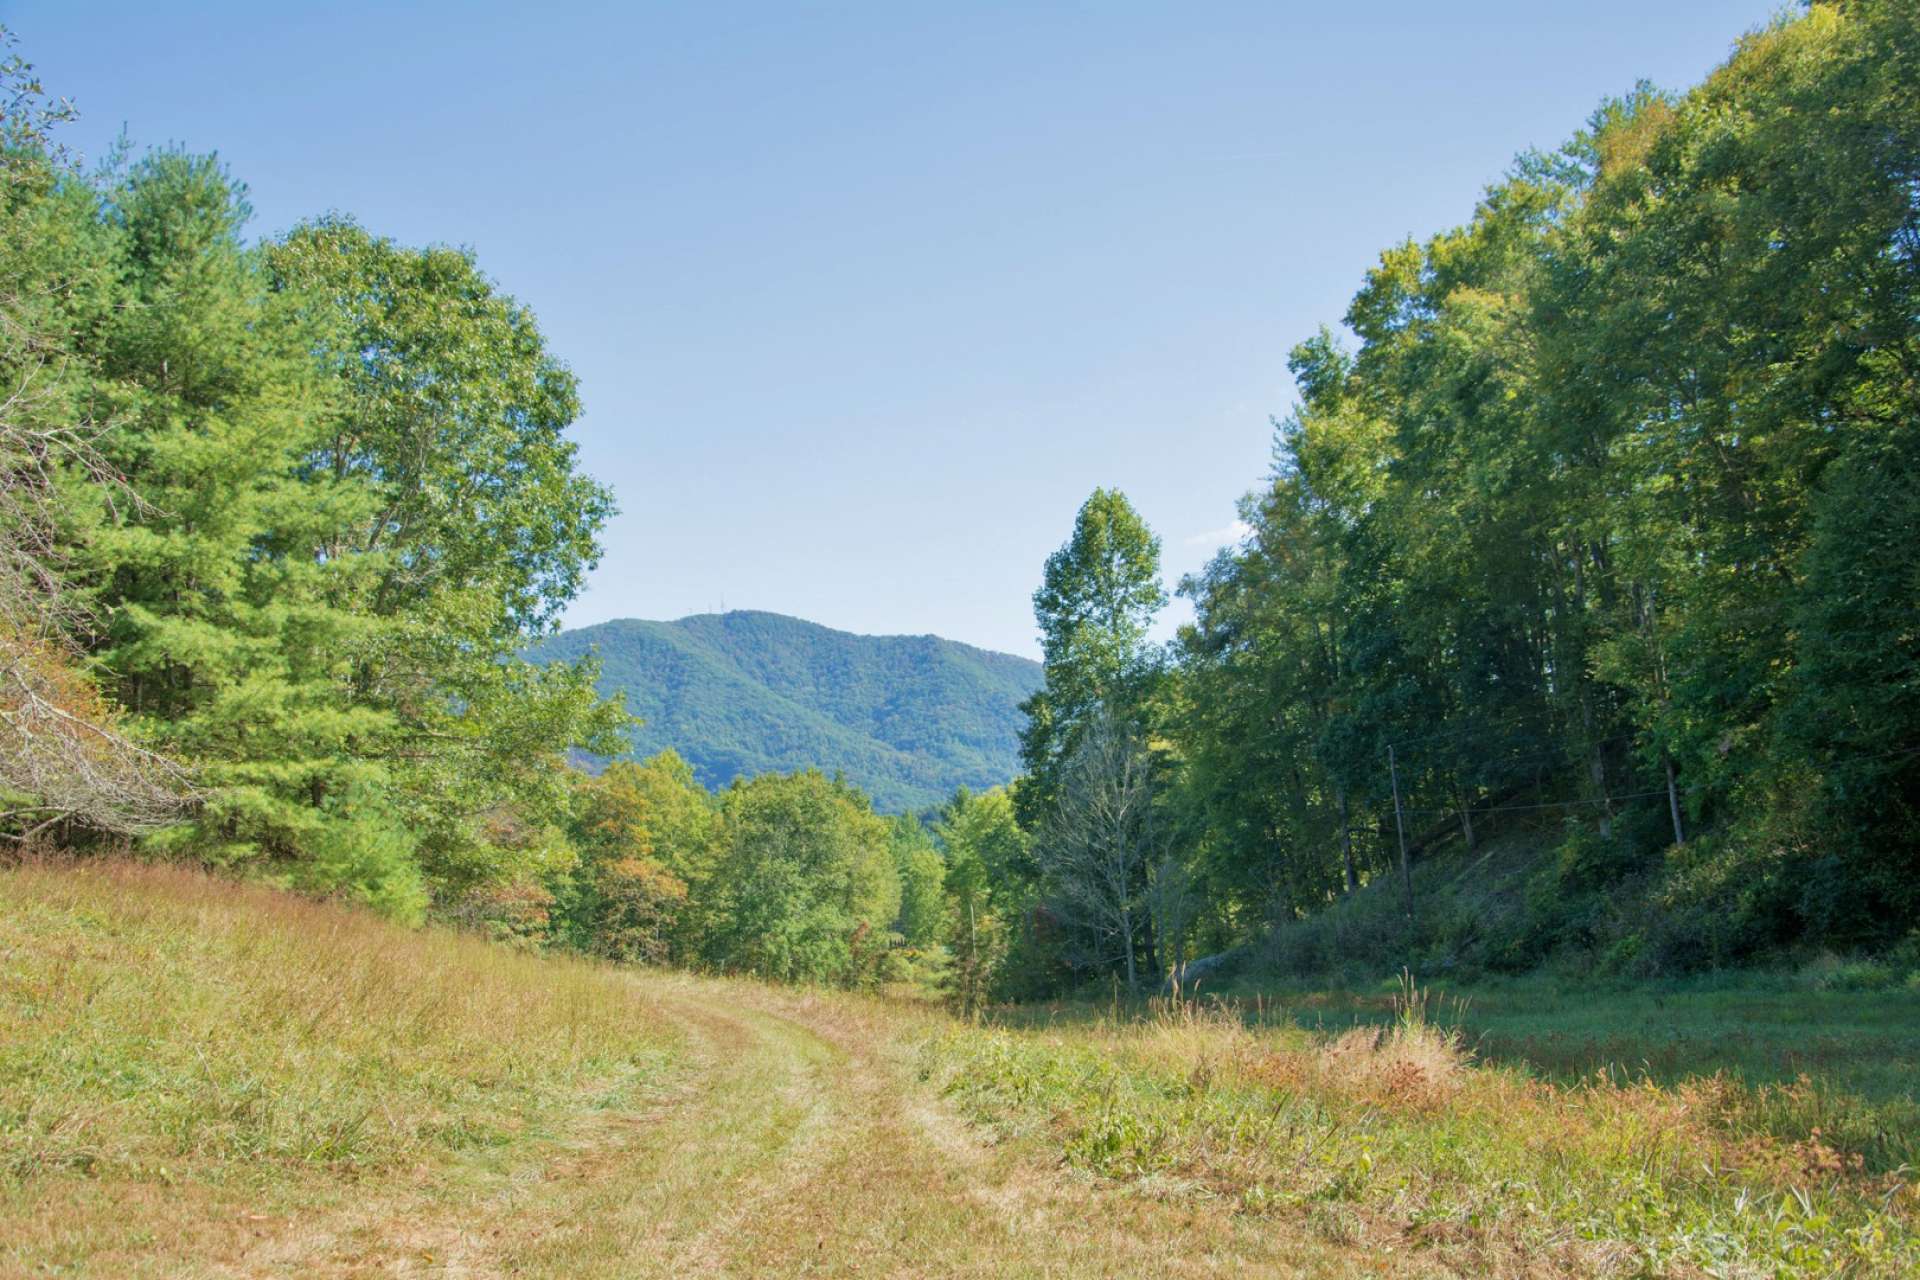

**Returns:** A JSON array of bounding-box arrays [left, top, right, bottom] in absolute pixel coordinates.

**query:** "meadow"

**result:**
[[939, 976, 1920, 1277], [1246, 976, 1920, 1123], [4, 859, 1918, 1278], [0, 859, 683, 1274]]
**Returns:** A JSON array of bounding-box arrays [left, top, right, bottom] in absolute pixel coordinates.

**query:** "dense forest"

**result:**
[[3, 1, 1916, 999], [1002, 0, 1920, 990], [531, 611, 1041, 813]]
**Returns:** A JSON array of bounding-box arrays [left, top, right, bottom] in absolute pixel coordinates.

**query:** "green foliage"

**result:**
[[702, 769, 902, 984], [556, 750, 713, 964], [888, 814, 947, 950], [1007, 489, 1193, 995], [1, 77, 624, 911], [935, 786, 1031, 1009], [1155, 0, 1920, 966], [542, 756, 949, 987], [1775, 419, 1920, 939], [0, 48, 193, 838], [75, 149, 392, 872], [298, 799, 431, 925], [263, 218, 613, 636], [1016, 488, 1165, 829], [531, 611, 1042, 814]]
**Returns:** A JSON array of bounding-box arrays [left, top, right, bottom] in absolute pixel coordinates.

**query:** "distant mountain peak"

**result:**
[[530, 612, 1042, 812]]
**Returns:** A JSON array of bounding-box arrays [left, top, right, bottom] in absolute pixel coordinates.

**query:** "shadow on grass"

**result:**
[[985, 976, 1920, 1171]]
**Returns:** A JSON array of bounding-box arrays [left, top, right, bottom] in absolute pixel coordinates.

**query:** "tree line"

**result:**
[[546, 750, 1026, 990], [991, 0, 1919, 992], [0, 35, 1013, 987], [5, 1, 1915, 997]]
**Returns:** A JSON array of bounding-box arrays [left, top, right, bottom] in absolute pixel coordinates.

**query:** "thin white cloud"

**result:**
[[1183, 520, 1252, 550]]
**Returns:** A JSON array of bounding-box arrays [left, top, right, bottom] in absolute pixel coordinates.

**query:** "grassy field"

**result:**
[[0, 860, 1383, 1277], [931, 981, 1920, 1277], [1246, 977, 1920, 1135], [0, 858, 683, 1274], [1001, 972, 1920, 1164], [4, 859, 1917, 1277]]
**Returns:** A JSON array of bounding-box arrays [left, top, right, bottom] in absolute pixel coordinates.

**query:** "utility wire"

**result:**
[[1441, 734, 1634, 775]]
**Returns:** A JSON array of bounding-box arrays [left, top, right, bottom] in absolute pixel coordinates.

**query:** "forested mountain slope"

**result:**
[[531, 612, 1043, 811]]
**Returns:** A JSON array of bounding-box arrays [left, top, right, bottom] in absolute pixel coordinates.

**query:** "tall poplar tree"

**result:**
[[1015, 487, 1165, 828]]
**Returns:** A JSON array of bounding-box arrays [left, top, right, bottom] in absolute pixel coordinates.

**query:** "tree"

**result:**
[[936, 785, 1029, 1011], [1017, 488, 1165, 828], [30, 143, 627, 917], [262, 216, 626, 896], [1776, 423, 1920, 941], [0, 55, 187, 838], [704, 771, 900, 984], [1038, 705, 1160, 991], [71, 150, 408, 898], [888, 814, 947, 950], [262, 219, 613, 637], [1161, 0, 1920, 970], [559, 750, 714, 964]]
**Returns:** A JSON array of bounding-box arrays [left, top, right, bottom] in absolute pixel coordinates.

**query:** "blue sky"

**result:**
[[12, 1, 1783, 658]]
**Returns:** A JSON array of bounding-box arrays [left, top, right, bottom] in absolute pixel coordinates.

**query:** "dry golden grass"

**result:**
[[925, 986, 1920, 1278], [0, 860, 1406, 1278], [0, 857, 680, 1276], [11, 858, 1912, 1277]]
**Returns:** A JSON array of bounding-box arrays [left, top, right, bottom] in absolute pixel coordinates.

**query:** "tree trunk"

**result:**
[[965, 896, 979, 1014], [1665, 753, 1685, 846], [1591, 745, 1613, 839], [1388, 745, 1414, 923], [1339, 788, 1358, 893]]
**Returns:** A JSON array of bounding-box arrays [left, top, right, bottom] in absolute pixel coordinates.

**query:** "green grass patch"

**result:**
[[924, 987, 1920, 1277]]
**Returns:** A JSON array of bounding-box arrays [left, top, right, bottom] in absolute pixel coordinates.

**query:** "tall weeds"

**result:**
[[923, 974, 1920, 1277], [0, 857, 678, 1183]]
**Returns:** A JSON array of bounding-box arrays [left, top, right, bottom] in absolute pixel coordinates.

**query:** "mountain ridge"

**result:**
[[530, 611, 1043, 812]]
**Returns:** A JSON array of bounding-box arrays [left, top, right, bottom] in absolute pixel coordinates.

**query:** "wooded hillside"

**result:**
[[531, 611, 1041, 813], [993, 1, 1920, 997]]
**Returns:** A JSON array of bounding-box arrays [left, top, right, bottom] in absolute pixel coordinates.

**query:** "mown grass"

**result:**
[[0, 857, 681, 1275], [923, 981, 1920, 1278]]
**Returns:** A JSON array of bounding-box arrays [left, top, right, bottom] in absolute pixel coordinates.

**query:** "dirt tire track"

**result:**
[[202, 975, 1418, 1278]]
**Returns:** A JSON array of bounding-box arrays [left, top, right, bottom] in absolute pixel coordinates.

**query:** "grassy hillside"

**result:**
[[532, 611, 1043, 811], [0, 859, 681, 1275], [0, 860, 1390, 1277], [5, 860, 1917, 1277]]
